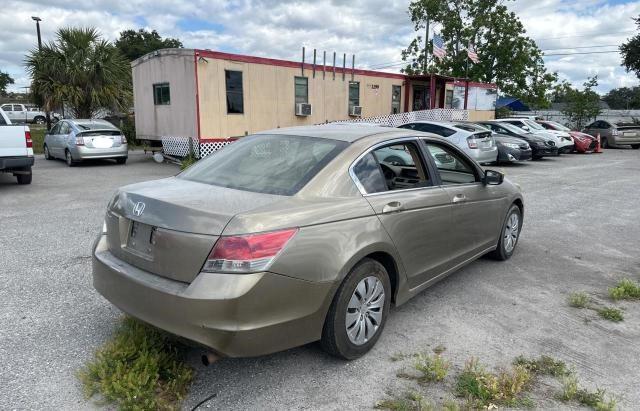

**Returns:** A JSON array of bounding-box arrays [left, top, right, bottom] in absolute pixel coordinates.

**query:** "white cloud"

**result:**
[[1, 0, 638, 95]]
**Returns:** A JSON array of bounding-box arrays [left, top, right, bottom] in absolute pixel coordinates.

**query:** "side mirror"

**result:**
[[521, 125, 530, 131], [483, 169, 504, 185]]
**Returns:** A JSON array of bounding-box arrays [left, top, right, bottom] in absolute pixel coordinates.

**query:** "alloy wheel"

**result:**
[[345, 276, 385, 345], [503, 212, 519, 253]]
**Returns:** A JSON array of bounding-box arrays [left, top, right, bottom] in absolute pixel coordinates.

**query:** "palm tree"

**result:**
[[25, 27, 132, 119]]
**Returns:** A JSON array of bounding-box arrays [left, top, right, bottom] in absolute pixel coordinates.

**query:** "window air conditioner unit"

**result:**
[[349, 106, 362, 117], [295, 103, 312, 116]]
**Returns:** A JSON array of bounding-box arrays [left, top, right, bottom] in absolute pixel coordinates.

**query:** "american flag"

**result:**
[[467, 44, 479, 63], [432, 34, 447, 59]]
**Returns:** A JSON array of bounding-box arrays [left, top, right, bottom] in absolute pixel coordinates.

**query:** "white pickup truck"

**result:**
[[0, 108, 34, 184]]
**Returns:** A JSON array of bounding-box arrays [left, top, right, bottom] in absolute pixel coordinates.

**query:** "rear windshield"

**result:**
[[74, 122, 116, 130], [179, 134, 348, 196]]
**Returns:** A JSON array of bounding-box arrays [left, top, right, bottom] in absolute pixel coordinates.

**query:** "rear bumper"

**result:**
[[469, 147, 498, 164], [92, 235, 334, 357], [72, 145, 128, 160], [612, 135, 640, 146], [0, 156, 34, 172]]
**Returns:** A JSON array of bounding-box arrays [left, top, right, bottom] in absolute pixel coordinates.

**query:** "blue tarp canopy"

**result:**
[[496, 96, 530, 111]]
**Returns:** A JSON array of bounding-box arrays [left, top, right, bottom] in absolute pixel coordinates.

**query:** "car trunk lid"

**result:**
[[105, 177, 284, 283], [79, 130, 122, 148]]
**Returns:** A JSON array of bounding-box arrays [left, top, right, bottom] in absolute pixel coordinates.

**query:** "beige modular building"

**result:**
[[131, 48, 497, 154]]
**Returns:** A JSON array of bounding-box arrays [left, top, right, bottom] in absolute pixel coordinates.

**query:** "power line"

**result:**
[[543, 50, 620, 56], [540, 44, 620, 51], [535, 30, 634, 41]]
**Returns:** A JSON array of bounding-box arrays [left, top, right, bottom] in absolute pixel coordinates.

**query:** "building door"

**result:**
[[391, 85, 401, 114], [412, 85, 429, 111]]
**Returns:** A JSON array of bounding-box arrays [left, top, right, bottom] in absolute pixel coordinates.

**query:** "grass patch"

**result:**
[[432, 344, 446, 355], [30, 126, 46, 154], [513, 355, 569, 377], [180, 154, 198, 170], [78, 317, 193, 410], [597, 307, 624, 322], [609, 278, 640, 301], [568, 292, 590, 308], [560, 373, 617, 411], [375, 391, 433, 411], [455, 357, 531, 408], [413, 353, 450, 383]]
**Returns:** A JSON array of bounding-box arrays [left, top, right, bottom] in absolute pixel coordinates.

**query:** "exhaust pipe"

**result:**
[[201, 352, 220, 366]]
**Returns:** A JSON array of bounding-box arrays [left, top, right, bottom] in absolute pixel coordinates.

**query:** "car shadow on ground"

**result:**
[[47, 158, 127, 168]]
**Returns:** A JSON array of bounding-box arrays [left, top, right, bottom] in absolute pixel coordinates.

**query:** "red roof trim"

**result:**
[[199, 137, 240, 143], [195, 49, 406, 80], [449, 80, 498, 89]]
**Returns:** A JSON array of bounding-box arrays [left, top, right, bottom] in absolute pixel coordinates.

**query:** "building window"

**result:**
[[391, 85, 401, 114], [225, 70, 244, 114], [153, 83, 170, 105], [295, 76, 308, 105], [349, 81, 360, 109]]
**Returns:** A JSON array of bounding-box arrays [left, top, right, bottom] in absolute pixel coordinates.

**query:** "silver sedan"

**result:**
[[43, 119, 128, 166]]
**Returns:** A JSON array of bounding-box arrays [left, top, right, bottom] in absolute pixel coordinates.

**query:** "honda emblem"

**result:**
[[133, 201, 146, 216]]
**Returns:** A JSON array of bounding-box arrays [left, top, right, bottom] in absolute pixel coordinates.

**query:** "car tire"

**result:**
[[116, 157, 127, 164], [489, 204, 522, 261], [44, 145, 52, 160], [34, 116, 45, 125], [321, 258, 391, 360], [632, 144, 640, 150], [65, 150, 76, 167], [16, 170, 32, 185]]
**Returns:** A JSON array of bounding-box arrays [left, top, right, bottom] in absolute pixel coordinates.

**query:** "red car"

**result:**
[[537, 120, 597, 153]]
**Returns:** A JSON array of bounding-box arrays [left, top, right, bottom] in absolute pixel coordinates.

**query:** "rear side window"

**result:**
[[352, 153, 387, 194], [180, 135, 347, 196]]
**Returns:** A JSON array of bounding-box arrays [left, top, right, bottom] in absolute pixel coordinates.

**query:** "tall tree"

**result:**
[[621, 16, 640, 79], [602, 86, 640, 110], [558, 77, 602, 130], [0, 70, 14, 96], [402, 0, 556, 109], [115, 29, 183, 61], [25, 27, 132, 119]]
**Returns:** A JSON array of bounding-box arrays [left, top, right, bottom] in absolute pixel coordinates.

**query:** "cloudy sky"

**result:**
[[1, 0, 639, 94]]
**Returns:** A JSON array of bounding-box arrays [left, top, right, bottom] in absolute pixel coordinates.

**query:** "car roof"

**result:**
[[256, 124, 412, 143]]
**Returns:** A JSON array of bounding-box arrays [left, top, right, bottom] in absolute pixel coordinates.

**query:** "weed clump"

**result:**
[[455, 358, 531, 408], [413, 353, 450, 383], [597, 307, 624, 322], [560, 373, 617, 411], [375, 391, 433, 411], [78, 317, 193, 410], [513, 355, 569, 377], [569, 292, 590, 308], [609, 278, 640, 301]]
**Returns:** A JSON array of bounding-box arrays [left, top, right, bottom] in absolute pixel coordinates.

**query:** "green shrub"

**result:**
[[597, 307, 624, 322], [568, 292, 590, 308], [413, 353, 450, 383], [560, 373, 616, 411], [455, 358, 531, 408], [180, 154, 198, 170], [513, 355, 569, 377], [609, 278, 640, 301], [78, 317, 193, 410]]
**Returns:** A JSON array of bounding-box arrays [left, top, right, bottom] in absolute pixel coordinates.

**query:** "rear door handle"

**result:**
[[452, 194, 467, 204], [382, 201, 404, 214]]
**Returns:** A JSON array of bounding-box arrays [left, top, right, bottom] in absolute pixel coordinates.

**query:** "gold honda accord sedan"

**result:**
[[92, 125, 524, 360]]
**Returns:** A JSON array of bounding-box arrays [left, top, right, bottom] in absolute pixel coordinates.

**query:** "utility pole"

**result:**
[[32, 16, 51, 130], [423, 19, 429, 74]]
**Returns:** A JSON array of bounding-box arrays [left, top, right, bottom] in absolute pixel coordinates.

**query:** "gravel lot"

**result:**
[[1, 149, 639, 410]]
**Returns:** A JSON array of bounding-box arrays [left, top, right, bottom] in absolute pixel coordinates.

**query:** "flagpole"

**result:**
[[423, 18, 429, 74]]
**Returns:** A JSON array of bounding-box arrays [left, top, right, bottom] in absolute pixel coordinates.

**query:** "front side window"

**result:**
[[49, 123, 61, 134], [153, 83, 170, 105], [349, 81, 360, 109], [424, 143, 477, 185], [180, 135, 347, 196], [225, 70, 244, 114], [59, 122, 71, 134], [352, 141, 430, 193], [294, 76, 308, 105]]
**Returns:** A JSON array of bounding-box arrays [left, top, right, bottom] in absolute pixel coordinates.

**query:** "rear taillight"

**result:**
[[120, 134, 127, 144], [467, 136, 478, 149], [75, 136, 85, 146], [202, 228, 298, 273], [25, 130, 33, 148]]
